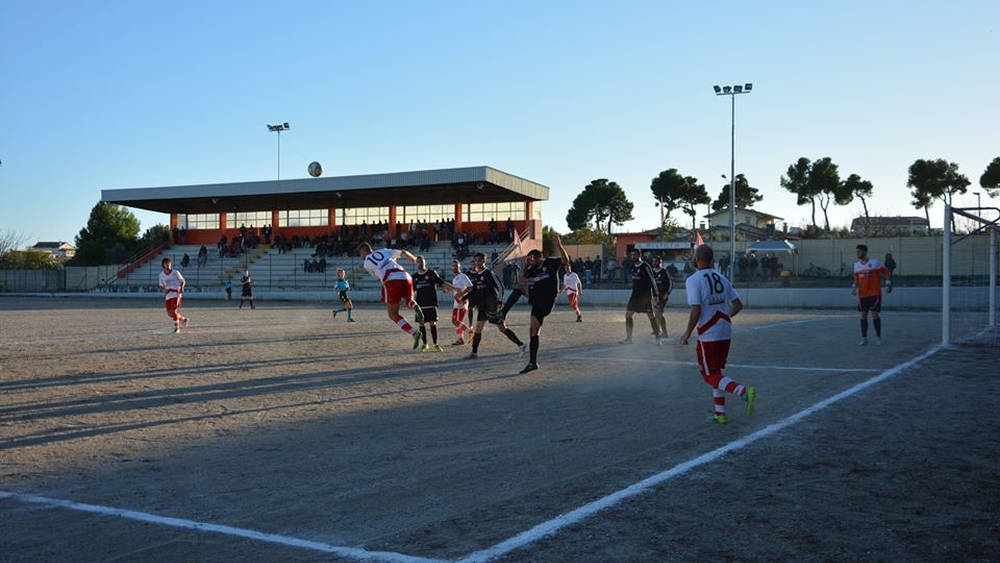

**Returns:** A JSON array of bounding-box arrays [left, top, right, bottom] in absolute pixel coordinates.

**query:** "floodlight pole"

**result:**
[[714, 83, 751, 278], [991, 227, 997, 328], [267, 122, 291, 180]]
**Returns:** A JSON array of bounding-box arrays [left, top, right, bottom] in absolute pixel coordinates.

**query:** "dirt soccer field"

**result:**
[[1, 297, 997, 562]]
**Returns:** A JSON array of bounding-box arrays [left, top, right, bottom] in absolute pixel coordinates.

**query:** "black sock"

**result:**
[[861, 318, 868, 337], [472, 332, 482, 353], [239, 299, 244, 309], [500, 290, 523, 316], [502, 328, 523, 346], [250, 301, 255, 309], [530, 335, 539, 364], [430, 324, 438, 344], [626, 317, 634, 339], [648, 316, 660, 337], [873, 318, 881, 337], [420, 326, 427, 344]]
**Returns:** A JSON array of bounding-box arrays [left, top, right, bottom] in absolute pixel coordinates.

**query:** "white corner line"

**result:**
[[457, 344, 945, 563], [0, 491, 442, 563]]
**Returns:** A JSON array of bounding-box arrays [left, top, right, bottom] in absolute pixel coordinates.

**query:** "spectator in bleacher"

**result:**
[[197, 245, 208, 267], [593, 256, 601, 283], [584, 257, 594, 285], [319, 257, 327, 273], [506, 217, 514, 241], [180, 253, 190, 268]]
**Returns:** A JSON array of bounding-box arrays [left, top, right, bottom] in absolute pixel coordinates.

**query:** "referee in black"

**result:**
[[621, 249, 660, 344]]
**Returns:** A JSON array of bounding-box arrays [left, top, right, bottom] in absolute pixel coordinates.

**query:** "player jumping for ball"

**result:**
[[680, 244, 756, 425], [412, 256, 456, 352], [852, 244, 891, 345], [358, 242, 422, 350], [158, 257, 189, 334], [332, 268, 355, 322]]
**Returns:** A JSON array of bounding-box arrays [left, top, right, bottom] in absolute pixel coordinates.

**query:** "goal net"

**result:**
[[943, 205, 999, 347]]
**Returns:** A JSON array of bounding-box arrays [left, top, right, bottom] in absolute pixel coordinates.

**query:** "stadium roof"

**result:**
[[101, 166, 549, 214]]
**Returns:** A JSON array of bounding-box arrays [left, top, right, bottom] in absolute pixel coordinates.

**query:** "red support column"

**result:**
[[219, 212, 227, 231], [169, 213, 179, 243], [329, 207, 336, 227], [388, 205, 397, 237], [454, 203, 463, 233]]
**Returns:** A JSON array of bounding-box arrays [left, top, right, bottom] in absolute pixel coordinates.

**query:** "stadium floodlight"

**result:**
[[267, 122, 291, 179], [713, 82, 753, 278], [713, 85, 721, 94]]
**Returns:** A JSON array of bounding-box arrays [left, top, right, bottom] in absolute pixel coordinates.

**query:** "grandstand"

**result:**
[[103, 166, 546, 292]]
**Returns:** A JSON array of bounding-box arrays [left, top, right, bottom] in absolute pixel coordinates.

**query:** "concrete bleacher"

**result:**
[[114, 245, 263, 291], [113, 238, 517, 292], [243, 240, 513, 290]]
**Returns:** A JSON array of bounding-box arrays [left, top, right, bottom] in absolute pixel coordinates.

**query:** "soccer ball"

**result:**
[[308, 161, 323, 177]]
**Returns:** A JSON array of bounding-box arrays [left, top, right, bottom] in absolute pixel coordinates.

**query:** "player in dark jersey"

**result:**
[[412, 256, 455, 352], [622, 249, 661, 344], [651, 256, 672, 338], [458, 252, 526, 360], [489, 234, 571, 374]]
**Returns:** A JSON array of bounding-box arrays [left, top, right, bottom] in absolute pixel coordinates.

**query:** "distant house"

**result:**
[[30, 241, 76, 258], [851, 216, 929, 235], [705, 207, 784, 239]]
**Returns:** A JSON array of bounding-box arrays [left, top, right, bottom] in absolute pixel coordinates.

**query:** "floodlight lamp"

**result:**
[[713, 85, 721, 94], [283, 122, 290, 129], [734, 85, 743, 93], [745, 83, 752, 91], [723, 86, 732, 93]]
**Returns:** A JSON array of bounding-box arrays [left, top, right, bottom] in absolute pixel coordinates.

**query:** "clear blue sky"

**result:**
[[2, 0, 997, 245]]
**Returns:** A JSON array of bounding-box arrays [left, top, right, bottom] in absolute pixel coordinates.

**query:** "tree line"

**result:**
[[565, 156, 1000, 235]]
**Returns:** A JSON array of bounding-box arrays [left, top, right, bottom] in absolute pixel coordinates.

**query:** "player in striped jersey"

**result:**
[[680, 244, 756, 425], [359, 242, 422, 350], [157, 257, 189, 334], [450, 259, 473, 345], [852, 244, 892, 345]]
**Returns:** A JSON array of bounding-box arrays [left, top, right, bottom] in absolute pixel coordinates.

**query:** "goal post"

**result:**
[[942, 204, 1000, 346]]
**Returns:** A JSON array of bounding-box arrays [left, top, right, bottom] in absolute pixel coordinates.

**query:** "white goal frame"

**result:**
[[942, 204, 999, 345]]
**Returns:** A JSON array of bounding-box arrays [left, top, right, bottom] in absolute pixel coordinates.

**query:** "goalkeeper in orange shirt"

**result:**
[[852, 244, 892, 345]]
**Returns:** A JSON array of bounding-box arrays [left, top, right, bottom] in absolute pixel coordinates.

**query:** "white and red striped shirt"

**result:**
[[685, 267, 739, 342], [158, 269, 185, 300], [363, 248, 411, 283], [451, 272, 473, 309]]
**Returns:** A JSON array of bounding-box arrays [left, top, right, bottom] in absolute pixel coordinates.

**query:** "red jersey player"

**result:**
[[680, 244, 756, 425], [358, 243, 423, 350], [158, 257, 188, 334], [852, 243, 892, 345]]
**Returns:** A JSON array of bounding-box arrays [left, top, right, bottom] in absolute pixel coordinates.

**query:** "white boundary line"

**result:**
[[578, 356, 880, 373], [0, 491, 442, 563], [457, 344, 944, 563]]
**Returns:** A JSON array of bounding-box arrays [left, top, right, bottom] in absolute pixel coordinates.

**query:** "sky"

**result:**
[[1, 0, 998, 246]]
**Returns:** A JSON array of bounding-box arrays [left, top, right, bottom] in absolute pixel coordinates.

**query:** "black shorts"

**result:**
[[418, 305, 438, 323], [338, 290, 350, 304], [858, 295, 882, 313], [627, 292, 652, 313], [531, 297, 556, 323], [242, 289, 253, 298], [476, 298, 500, 322]]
